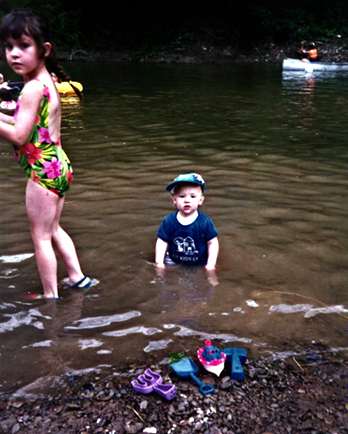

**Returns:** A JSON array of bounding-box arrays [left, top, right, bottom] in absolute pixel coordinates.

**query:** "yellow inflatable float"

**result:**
[[55, 81, 83, 97]]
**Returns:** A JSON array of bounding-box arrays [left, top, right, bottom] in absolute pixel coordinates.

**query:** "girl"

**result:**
[[0, 9, 94, 298]]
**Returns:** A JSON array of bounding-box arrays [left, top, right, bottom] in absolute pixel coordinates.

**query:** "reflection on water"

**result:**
[[1, 63, 348, 394]]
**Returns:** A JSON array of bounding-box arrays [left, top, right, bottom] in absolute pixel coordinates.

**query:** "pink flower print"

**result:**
[[42, 158, 62, 179], [20, 143, 43, 165], [43, 86, 50, 99], [38, 127, 51, 143], [31, 171, 40, 183], [67, 170, 74, 184]]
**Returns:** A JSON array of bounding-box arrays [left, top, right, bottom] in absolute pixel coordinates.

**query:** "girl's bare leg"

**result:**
[[52, 197, 84, 283], [26, 180, 60, 298]]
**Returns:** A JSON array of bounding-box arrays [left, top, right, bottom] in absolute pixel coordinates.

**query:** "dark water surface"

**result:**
[[1, 63, 347, 395]]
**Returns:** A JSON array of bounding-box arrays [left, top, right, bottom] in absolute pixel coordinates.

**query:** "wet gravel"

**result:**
[[0, 345, 346, 434]]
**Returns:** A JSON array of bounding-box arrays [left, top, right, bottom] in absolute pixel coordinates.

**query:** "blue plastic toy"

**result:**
[[223, 347, 248, 381], [170, 356, 215, 395], [197, 339, 226, 377]]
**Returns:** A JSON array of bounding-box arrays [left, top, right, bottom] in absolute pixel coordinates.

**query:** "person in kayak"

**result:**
[[298, 41, 319, 62]]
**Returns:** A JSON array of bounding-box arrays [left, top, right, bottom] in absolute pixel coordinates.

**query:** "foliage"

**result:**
[[168, 352, 186, 364], [0, 0, 347, 51], [0, 0, 81, 47]]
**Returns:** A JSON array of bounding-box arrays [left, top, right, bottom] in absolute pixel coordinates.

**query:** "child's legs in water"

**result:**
[[25, 180, 83, 298], [26, 180, 60, 298], [51, 196, 84, 283]]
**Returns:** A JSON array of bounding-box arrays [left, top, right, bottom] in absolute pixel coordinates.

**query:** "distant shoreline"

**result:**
[[57, 39, 348, 64]]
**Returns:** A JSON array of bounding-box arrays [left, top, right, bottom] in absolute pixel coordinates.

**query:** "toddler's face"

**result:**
[[172, 184, 204, 216]]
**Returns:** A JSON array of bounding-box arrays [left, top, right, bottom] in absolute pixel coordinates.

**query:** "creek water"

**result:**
[[0, 62, 347, 395]]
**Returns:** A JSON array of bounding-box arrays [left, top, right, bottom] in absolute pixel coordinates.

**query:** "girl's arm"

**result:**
[[205, 236, 219, 271], [155, 238, 168, 268], [0, 80, 42, 146]]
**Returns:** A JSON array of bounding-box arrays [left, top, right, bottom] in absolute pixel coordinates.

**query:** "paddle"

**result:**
[[67, 80, 83, 100]]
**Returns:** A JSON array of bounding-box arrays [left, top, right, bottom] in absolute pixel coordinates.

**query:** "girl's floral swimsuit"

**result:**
[[14, 82, 73, 197]]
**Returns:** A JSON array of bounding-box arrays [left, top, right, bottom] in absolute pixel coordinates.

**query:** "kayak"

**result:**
[[0, 80, 83, 99], [282, 58, 348, 72], [0, 80, 83, 112], [55, 81, 83, 97]]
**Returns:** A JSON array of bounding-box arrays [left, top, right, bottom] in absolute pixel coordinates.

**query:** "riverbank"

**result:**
[[0, 344, 346, 434], [61, 38, 348, 64]]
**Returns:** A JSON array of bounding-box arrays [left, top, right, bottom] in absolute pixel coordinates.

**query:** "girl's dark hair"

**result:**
[[0, 9, 82, 99], [0, 8, 49, 60]]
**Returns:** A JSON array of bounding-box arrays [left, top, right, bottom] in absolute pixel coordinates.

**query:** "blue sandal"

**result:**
[[64, 276, 99, 289]]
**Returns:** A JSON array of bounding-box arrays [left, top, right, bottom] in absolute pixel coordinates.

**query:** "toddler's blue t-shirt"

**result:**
[[157, 211, 218, 266]]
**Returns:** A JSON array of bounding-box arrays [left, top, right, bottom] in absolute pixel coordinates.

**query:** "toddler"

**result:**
[[155, 173, 219, 271]]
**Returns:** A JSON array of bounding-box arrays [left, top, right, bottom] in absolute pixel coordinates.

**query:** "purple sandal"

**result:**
[[143, 368, 162, 385], [131, 376, 154, 394], [131, 368, 176, 400], [153, 382, 176, 400]]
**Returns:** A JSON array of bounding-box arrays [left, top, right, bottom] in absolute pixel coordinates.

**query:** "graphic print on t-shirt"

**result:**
[[173, 236, 199, 262]]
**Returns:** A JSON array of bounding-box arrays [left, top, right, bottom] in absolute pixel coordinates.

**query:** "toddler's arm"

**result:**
[[0, 111, 14, 124], [155, 238, 168, 268], [205, 237, 219, 271]]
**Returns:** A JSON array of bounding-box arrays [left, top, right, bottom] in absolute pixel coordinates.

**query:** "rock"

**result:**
[[11, 423, 21, 434], [125, 420, 144, 433], [0, 416, 17, 433]]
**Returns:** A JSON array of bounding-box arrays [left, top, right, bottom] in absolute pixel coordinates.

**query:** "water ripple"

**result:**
[[103, 326, 162, 337], [269, 303, 348, 318], [163, 323, 252, 344], [78, 339, 104, 350], [64, 311, 142, 330], [144, 339, 173, 353], [0, 309, 51, 333], [23, 340, 53, 349], [0, 253, 34, 263]]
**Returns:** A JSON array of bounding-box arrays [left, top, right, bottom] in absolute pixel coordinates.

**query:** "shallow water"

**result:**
[[0, 63, 347, 394]]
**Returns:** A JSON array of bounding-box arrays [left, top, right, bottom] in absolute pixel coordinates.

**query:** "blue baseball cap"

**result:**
[[166, 172, 206, 192]]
